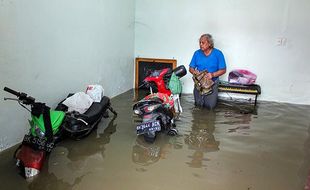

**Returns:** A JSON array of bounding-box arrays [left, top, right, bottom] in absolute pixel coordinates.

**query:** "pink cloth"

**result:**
[[228, 69, 257, 85]]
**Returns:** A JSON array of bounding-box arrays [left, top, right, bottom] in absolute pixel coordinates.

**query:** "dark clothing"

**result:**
[[194, 79, 219, 109]]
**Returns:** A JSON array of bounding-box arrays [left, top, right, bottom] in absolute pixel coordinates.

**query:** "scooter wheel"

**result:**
[[167, 128, 178, 136]]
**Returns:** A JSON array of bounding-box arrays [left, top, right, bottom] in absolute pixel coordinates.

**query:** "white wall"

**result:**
[[1, 0, 310, 152], [135, 0, 310, 105], [0, 0, 135, 151]]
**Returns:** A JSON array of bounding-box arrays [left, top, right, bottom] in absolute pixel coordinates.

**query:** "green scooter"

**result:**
[[4, 87, 65, 178]]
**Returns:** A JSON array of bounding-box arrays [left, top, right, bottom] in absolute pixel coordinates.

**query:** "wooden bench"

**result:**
[[218, 81, 261, 107]]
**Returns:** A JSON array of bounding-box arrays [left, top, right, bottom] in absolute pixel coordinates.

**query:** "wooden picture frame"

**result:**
[[135, 57, 177, 89]]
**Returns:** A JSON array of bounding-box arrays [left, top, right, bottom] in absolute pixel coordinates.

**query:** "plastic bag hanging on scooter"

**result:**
[[168, 72, 183, 113], [168, 72, 182, 95]]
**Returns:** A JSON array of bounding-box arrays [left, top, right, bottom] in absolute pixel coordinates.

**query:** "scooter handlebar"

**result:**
[[138, 81, 150, 89], [3, 87, 35, 104], [3, 87, 20, 97]]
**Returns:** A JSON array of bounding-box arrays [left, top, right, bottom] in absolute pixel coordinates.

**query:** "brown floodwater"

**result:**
[[0, 90, 309, 190]]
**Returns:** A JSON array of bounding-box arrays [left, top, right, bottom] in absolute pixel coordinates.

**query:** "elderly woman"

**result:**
[[189, 34, 226, 109]]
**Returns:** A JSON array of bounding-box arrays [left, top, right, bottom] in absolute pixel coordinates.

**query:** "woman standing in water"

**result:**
[[189, 34, 226, 109]]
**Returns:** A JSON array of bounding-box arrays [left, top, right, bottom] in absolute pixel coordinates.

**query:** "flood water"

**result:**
[[0, 90, 310, 190]]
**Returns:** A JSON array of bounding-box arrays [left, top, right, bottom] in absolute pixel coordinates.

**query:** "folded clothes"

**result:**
[[192, 71, 214, 95]]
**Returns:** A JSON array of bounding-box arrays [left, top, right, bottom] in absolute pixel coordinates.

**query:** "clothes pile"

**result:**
[[192, 71, 214, 95]]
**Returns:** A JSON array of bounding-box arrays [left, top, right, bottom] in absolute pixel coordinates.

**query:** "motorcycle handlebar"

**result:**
[[3, 87, 35, 105], [138, 82, 145, 88], [138, 81, 150, 89], [3, 87, 21, 97]]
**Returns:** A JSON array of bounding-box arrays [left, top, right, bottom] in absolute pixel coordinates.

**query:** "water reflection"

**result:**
[[132, 135, 183, 167], [66, 115, 117, 161], [216, 101, 254, 135], [184, 108, 219, 168], [27, 172, 84, 190], [303, 125, 310, 189], [1, 91, 310, 190]]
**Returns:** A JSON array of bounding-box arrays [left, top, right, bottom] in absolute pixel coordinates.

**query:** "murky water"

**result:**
[[0, 90, 310, 190]]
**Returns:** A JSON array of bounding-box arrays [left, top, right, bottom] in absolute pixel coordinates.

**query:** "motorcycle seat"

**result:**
[[83, 96, 110, 124], [57, 95, 110, 125]]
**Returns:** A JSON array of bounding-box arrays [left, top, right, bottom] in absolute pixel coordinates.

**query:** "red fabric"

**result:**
[[144, 93, 174, 108]]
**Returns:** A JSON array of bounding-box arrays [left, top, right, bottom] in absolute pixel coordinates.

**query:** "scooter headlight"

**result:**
[[35, 126, 45, 138], [145, 105, 160, 112]]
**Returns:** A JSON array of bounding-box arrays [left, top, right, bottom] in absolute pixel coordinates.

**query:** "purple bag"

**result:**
[[228, 69, 257, 85]]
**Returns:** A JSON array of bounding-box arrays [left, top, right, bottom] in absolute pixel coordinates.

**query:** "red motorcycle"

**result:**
[[141, 65, 187, 96], [133, 65, 187, 143]]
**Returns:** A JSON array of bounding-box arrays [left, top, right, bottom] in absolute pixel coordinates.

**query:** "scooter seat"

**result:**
[[83, 96, 110, 124], [57, 94, 110, 123], [57, 95, 112, 140]]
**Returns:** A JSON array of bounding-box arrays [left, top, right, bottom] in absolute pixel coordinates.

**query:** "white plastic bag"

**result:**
[[86, 84, 104, 102], [62, 92, 94, 114], [172, 94, 183, 113]]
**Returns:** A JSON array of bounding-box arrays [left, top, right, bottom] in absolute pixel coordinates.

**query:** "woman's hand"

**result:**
[[190, 67, 200, 76], [193, 69, 200, 76], [206, 72, 213, 80]]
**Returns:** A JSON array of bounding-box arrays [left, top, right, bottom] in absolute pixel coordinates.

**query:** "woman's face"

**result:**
[[199, 37, 210, 51]]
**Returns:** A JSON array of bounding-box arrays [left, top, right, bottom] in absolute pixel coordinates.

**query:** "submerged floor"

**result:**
[[0, 90, 310, 190]]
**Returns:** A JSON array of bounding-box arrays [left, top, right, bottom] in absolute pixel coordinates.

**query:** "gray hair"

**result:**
[[200, 34, 214, 48]]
